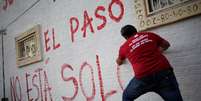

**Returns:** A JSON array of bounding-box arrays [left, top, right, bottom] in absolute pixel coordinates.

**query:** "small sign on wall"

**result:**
[[15, 25, 42, 67], [134, 0, 201, 31]]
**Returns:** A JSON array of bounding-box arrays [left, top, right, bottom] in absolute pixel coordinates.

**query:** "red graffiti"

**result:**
[[61, 55, 118, 101], [10, 68, 53, 101], [52, 28, 61, 49], [10, 76, 22, 101], [69, 0, 124, 42], [44, 28, 61, 52], [95, 6, 107, 30], [32, 74, 40, 101], [44, 30, 51, 52], [81, 10, 95, 38], [79, 62, 96, 101], [25, 68, 53, 101], [108, 0, 124, 22], [61, 64, 79, 101], [44, 71, 53, 101], [69, 17, 79, 42], [36, 68, 44, 101], [96, 55, 117, 101], [26, 73, 33, 101], [2, 0, 14, 11], [10, 56, 130, 101]]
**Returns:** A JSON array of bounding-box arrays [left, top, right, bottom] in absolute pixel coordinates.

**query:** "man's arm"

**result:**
[[150, 32, 170, 52]]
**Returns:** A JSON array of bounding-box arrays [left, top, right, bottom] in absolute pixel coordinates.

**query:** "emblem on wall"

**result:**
[[134, 0, 201, 31], [15, 25, 42, 67]]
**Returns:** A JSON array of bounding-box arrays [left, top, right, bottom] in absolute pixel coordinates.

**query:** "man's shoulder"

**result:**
[[138, 31, 156, 35], [120, 39, 131, 49]]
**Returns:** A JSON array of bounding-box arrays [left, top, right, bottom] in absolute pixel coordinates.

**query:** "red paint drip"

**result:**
[[96, 55, 117, 101], [117, 65, 124, 91], [96, 55, 105, 101]]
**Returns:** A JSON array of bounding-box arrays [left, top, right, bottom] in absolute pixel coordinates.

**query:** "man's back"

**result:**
[[119, 32, 171, 78], [117, 25, 183, 101]]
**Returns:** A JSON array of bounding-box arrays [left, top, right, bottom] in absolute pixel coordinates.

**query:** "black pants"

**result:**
[[123, 69, 183, 101]]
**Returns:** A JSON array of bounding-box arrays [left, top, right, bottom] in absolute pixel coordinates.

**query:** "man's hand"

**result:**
[[159, 40, 170, 52], [116, 57, 125, 65]]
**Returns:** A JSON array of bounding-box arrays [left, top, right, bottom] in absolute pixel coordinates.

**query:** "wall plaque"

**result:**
[[134, 0, 201, 31]]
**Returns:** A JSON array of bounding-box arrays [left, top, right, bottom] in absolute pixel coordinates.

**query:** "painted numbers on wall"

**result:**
[[69, 0, 124, 42], [134, 0, 201, 30]]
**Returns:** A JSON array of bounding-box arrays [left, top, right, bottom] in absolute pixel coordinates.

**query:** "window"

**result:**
[[15, 25, 42, 67]]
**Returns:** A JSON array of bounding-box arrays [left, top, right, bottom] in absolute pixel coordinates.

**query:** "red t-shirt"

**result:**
[[118, 32, 171, 79]]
